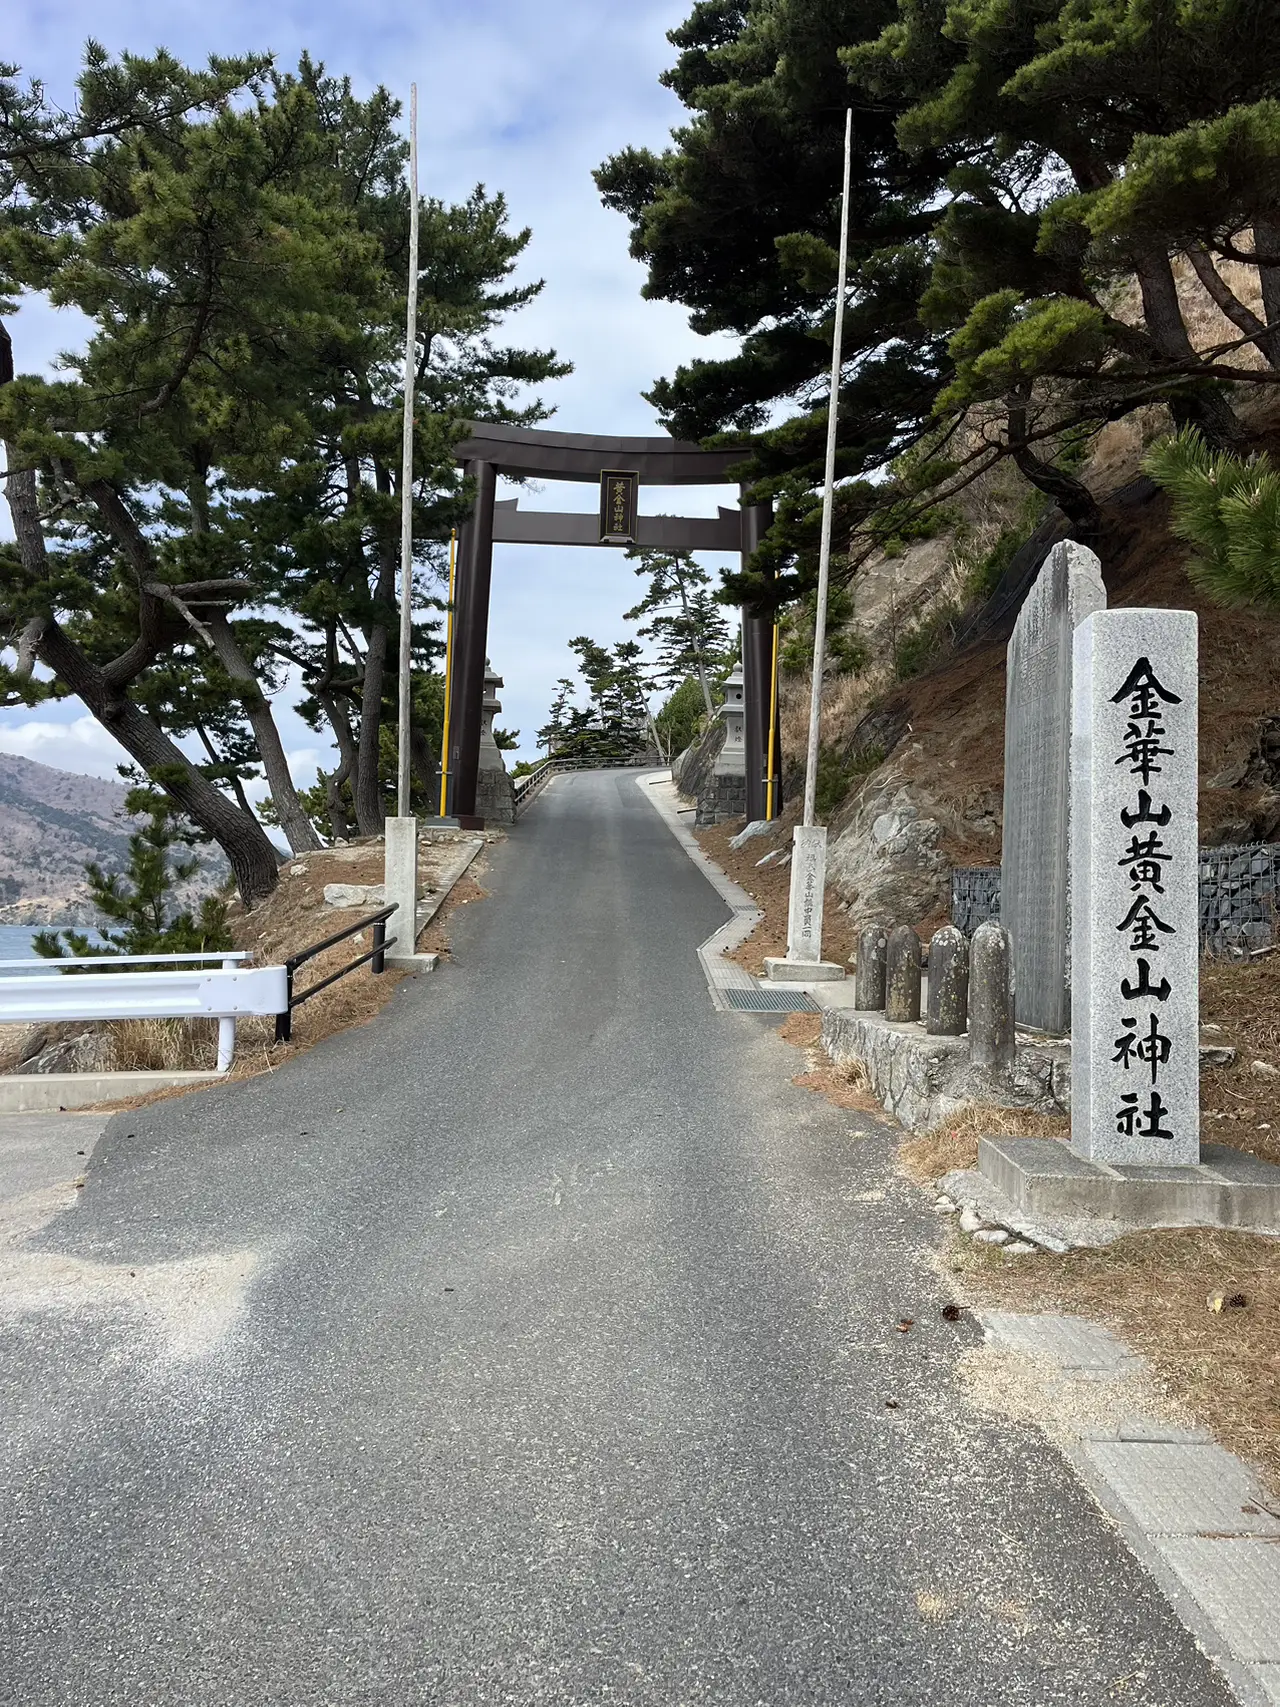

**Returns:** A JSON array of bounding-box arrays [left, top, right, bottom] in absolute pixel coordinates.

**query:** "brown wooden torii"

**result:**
[[445, 421, 780, 823]]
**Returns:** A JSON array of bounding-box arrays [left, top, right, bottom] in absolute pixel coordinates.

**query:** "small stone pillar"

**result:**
[[926, 926, 970, 1036], [475, 658, 515, 825], [384, 815, 419, 965], [969, 921, 1015, 1068], [854, 926, 888, 1010], [884, 925, 922, 1023]]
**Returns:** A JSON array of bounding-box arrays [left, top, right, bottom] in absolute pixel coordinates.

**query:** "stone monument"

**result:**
[[698, 664, 748, 825], [475, 659, 515, 825], [978, 605, 1280, 1229], [1001, 540, 1106, 1033], [1071, 609, 1199, 1164], [764, 824, 845, 982]]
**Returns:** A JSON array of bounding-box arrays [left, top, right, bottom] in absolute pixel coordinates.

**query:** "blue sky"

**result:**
[[0, 0, 740, 789]]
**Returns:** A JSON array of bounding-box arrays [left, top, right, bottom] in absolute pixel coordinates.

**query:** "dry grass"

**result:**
[[695, 815, 861, 975], [2, 836, 492, 1104], [103, 1017, 220, 1072], [954, 1226, 1280, 1497], [899, 1103, 1071, 1184], [1201, 953, 1280, 1166], [777, 1009, 884, 1114], [887, 958, 1280, 1499]]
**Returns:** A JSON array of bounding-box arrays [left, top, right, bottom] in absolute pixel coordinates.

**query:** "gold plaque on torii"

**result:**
[[599, 471, 640, 544]]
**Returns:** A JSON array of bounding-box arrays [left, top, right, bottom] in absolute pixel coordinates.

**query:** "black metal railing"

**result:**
[[275, 904, 398, 1042]]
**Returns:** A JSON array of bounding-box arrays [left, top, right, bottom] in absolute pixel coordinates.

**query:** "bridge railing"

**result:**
[[511, 754, 659, 817]]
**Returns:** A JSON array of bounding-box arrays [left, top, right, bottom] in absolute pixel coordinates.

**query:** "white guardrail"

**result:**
[[0, 952, 288, 1074]]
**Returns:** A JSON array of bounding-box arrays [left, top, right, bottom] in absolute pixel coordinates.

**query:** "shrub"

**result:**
[[814, 742, 886, 819]]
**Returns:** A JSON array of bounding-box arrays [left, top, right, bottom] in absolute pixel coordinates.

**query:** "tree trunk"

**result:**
[[39, 621, 281, 905], [0, 335, 280, 907], [674, 567, 716, 720], [203, 611, 322, 854], [323, 765, 353, 839], [1253, 219, 1280, 347], [1006, 395, 1101, 535], [1185, 243, 1280, 367], [409, 722, 437, 801], [1136, 248, 1242, 446], [354, 523, 396, 836]]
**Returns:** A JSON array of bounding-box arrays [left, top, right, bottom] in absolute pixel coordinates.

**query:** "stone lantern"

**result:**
[[476, 659, 515, 824], [696, 662, 748, 824]]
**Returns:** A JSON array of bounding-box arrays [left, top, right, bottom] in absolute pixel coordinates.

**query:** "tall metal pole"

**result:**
[[801, 107, 854, 829], [765, 619, 780, 821], [396, 84, 420, 819]]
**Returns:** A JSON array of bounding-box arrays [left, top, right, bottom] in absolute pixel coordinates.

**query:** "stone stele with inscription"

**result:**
[[1002, 540, 1106, 1034], [1071, 608, 1199, 1167]]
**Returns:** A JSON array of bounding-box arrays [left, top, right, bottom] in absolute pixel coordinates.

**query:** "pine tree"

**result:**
[[624, 548, 732, 717], [1144, 429, 1280, 609], [600, 0, 1280, 601], [33, 792, 231, 965], [2, 48, 567, 898], [536, 678, 578, 756]]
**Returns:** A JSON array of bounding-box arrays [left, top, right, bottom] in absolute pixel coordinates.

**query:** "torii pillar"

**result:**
[[740, 492, 777, 825], [450, 459, 497, 824]]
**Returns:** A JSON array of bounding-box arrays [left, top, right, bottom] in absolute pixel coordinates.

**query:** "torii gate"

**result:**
[[444, 421, 780, 823]]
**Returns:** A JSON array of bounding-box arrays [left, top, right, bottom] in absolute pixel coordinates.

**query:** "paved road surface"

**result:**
[[0, 772, 1236, 1705]]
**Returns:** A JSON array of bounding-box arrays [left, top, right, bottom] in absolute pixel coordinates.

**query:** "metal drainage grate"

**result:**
[[723, 987, 820, 1014]]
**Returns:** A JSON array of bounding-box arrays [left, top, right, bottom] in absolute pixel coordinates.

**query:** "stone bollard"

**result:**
[[926, 925, 970, 1036], [854, 926, 888, 1010], [884, 925, 922, 1023], [969, 921, 1016, 1068]]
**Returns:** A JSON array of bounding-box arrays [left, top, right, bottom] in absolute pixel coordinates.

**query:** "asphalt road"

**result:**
[[0, 770, 1237, 1705]]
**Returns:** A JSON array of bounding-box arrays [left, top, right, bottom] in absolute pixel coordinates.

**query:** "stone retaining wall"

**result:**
[[953, 842, 1280, 957], [821, 1005, 1070, 1133]]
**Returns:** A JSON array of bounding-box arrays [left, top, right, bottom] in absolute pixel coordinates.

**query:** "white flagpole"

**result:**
[[767, 108, 854, 983], [801, 106, 854, 828], [396, 84, 420, 818]]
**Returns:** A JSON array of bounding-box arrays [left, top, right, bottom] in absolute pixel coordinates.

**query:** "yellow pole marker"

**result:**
[[766, 619, 780, 820], [438, 528, 458, 817]]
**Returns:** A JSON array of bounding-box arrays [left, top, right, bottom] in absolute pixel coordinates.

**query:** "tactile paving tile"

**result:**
[[1081, 1441, 1280, 1535], [979, 1310, 1145, 1375], [1152, 1537, 1280, 1663]]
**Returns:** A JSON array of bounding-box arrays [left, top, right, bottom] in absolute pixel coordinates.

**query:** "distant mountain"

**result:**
[[0, 752, 227, 924]]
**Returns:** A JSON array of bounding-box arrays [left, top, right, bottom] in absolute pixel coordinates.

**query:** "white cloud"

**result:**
[[0, 713, 134, 779]]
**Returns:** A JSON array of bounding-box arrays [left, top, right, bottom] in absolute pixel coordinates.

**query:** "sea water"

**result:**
[[0, 925, 107, 963]]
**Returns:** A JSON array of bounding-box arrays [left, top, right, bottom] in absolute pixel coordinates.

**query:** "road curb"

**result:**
[[635, 772, 761, 1011]]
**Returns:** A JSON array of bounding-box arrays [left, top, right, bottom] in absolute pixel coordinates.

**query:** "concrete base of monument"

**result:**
[[978, 1136, 1280, 1233], [763, 956, 845, 983]]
